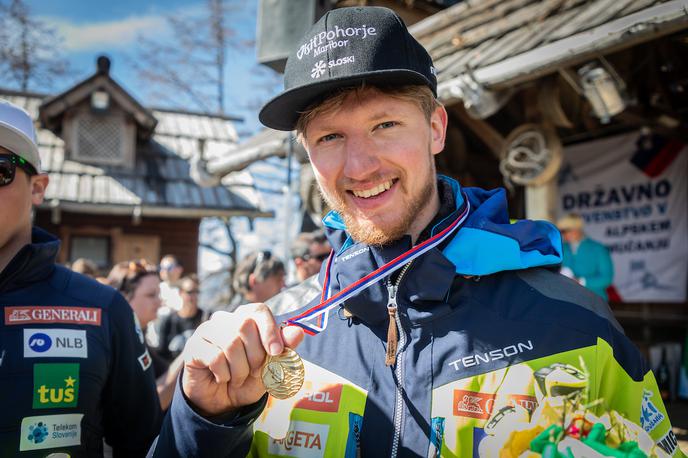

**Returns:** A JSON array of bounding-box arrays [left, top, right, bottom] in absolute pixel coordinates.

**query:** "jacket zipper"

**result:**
[[388, 261, 412, 458]]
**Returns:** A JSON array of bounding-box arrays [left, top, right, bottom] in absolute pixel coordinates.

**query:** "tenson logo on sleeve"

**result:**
[[24, 329, 88, 358]]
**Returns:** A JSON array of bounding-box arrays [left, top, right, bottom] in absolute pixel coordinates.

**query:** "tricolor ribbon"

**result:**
[[286, 197, 471, 335]]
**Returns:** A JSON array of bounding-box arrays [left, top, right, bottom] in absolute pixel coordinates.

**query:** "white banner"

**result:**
[[557, 131, 687, 302]]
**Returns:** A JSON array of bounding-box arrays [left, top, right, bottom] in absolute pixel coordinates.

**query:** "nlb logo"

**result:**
[[6, 306, 101, 326], [268, 421, 329, 458], [295, 384, 342, 413], [33, 363, 79, 409], [24, 329, 87, 358], [28, 333, 52, 352], [452, 389, 537, 420]]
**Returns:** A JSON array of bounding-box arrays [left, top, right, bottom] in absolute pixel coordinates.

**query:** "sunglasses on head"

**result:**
[[0, 153, 37, 187]]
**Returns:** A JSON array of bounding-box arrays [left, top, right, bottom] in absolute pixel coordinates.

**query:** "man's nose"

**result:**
[[342, 136, 381, 180]]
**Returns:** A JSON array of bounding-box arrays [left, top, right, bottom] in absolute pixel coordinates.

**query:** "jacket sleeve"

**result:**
[[148, 375, 267, 458], [584, 243, 614, 293], [594, 331, 686, 457], [103, 293, 163, 457]]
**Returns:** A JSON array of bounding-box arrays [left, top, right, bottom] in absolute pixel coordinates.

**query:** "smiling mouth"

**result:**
[[350, 179, 396, 199]]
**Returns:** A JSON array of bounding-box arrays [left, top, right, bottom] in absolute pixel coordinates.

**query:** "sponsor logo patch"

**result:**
[[24, 329, 87, 358], [640, 389, 665, 433], [19, 413, 83, 451], [33, 363, 79, 409], [5, 306, 101, 326], [138, 348, 152, 371], [295, 384, 342, 413], [452, 389, 537, 420], [268, 421, 329, 458], [657, 429, 679, 455]]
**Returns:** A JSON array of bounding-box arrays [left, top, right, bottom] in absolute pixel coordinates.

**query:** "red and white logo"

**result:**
[[453, 389, 537, 420], [5, 306, 101, 326], [295, 384, 342, 413], [268, 421, 329, 458]]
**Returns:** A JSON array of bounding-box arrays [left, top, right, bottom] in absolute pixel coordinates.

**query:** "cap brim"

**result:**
[[0, 121, 40, 171], [259, 69, 436, 132]]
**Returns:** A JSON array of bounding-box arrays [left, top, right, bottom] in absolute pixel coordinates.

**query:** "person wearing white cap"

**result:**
[[0, 99, 162, 456]]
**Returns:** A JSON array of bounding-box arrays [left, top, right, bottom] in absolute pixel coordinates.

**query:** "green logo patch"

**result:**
[[33, 363, 79, 409]]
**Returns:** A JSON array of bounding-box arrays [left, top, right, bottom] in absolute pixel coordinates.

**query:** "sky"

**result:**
[[19, 0, 282, 135]]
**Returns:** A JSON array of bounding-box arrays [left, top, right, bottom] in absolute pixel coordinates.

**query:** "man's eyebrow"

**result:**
[[311, 111, 399, 133]]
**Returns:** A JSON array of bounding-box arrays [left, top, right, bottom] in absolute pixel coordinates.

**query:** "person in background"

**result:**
[[153, 274, 204, 364], [557, 213, 614, 301], [290, 229, 331, 283], [70, 257, 99, 278], [0, 99, 161, 456], [231, 251, 286, 306], [158, 254, 183, 313], [107, 260, 182, 411]]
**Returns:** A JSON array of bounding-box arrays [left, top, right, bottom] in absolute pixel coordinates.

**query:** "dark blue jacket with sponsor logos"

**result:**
[[0, 227, 162, 457], [151, 177, 682, 458]]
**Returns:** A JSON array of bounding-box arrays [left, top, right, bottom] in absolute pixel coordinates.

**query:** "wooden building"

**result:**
[[1, 56, 269, 274]]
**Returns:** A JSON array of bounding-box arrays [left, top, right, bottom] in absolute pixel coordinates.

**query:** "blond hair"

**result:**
[[295, 83, 440, 141]]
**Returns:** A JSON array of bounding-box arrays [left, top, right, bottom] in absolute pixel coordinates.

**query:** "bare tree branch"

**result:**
[[0, 0, 70, 92]]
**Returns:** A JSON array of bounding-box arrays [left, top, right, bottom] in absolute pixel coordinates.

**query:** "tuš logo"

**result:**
[[33, 363, 79, 409]]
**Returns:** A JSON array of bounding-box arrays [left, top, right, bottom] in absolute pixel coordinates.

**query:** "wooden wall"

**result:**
[[34, 210, 200, 274]]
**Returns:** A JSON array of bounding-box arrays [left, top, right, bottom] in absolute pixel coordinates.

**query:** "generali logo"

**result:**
[[5, 306, 101, 326], [452, 389, 537, 420], [294, 384, 343, 413]]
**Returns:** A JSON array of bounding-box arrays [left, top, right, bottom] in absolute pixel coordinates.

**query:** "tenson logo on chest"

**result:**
[[448, 340, 534, 371]]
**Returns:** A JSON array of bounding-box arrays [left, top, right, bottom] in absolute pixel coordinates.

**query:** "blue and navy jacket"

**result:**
[[0, 228, 162, 457], [153, 177, 682, 458]]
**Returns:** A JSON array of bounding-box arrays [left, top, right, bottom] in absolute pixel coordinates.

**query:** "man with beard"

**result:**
[[150, 7, 682, 458]]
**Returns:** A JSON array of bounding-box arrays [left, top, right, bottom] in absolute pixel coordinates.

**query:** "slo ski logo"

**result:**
[[639, 389, 664, 432], [33, 363, 79, 409], [311, 60, 327, 79]]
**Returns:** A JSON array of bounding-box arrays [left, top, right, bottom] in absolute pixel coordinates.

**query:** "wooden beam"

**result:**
[[448, 104, 505, 160]]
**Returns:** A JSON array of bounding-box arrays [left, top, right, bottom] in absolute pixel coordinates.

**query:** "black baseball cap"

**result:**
[[259, 6, 437, 131]]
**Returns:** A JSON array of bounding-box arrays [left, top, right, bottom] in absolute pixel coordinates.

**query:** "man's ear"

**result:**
[[429, 105, 448, 157], [30, 174, 49, 206], [294, 258, 305, 268], [248, 273, 257, 290]]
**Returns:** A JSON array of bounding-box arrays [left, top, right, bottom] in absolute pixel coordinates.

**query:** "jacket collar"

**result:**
[[319, 176, 562, 326], [0, 227, 59, 293]]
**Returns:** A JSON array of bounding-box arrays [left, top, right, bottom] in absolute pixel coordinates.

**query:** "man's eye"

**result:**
[[377, 121, 397, 129], [317, 133, 341, 144]]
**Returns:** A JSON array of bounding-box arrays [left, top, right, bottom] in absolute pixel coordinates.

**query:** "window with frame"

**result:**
[[69, 235, 110, 269]]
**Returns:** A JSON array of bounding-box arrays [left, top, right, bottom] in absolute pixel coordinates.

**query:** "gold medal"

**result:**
[[261, 347, 305, 399]]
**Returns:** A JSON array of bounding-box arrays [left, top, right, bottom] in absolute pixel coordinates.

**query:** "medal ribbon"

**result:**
[[285, 197, 471, 335]]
